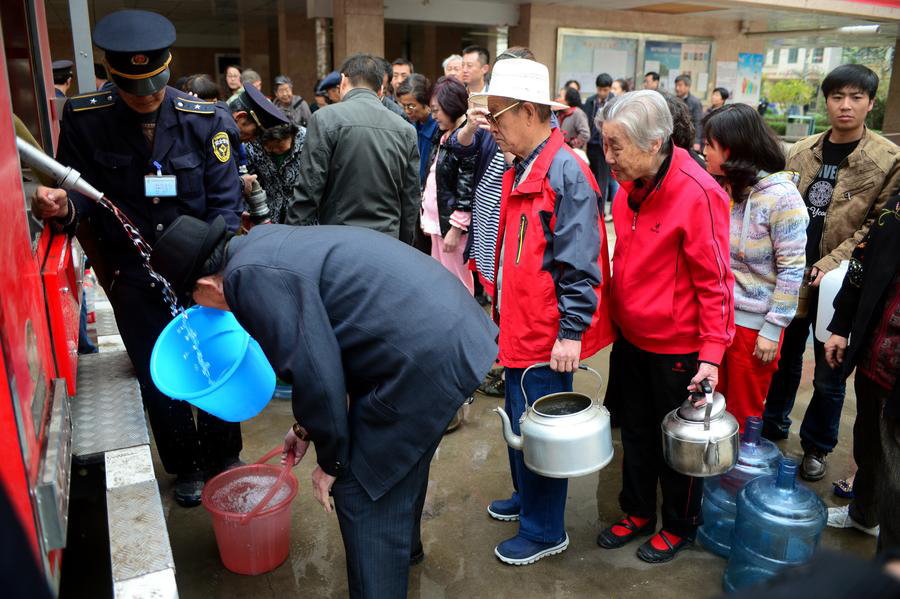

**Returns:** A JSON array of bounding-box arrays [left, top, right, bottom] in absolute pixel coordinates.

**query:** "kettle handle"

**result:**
[[521, 362, 604, 410]]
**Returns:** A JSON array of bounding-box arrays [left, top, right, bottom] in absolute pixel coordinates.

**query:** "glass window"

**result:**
[[812, 48, 824, 64], [773, 49, 781, 64], [788, 48, 799, 64]]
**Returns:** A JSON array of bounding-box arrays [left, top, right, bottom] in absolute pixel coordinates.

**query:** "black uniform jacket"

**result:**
[[223, 225, 499, 500], [56, 86, 242, 288]]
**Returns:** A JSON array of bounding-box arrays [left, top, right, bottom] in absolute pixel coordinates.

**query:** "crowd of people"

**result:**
[[34, 8, 900, 597]]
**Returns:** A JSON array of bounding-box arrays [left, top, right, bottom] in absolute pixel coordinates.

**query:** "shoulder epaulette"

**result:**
[[173, 97, 216, 114], [69, 90, 116, 112]]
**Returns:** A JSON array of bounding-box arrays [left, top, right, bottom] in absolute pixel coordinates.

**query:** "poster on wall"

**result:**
[[644, 41, 681, 92], [556, 32, 637, 96], [733, 53, 764, 106], [681, 42, 711, 98], [715, 61, 738, 99]]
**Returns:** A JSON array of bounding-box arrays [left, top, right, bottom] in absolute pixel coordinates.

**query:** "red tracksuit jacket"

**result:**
[[611, 145, 735, 364]]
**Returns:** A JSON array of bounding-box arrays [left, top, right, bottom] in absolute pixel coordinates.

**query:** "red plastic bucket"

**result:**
[[202, 448, 298, 575]]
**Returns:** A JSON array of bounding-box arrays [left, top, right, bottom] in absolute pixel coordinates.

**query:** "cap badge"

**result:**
[[131, 54, 149, 65]]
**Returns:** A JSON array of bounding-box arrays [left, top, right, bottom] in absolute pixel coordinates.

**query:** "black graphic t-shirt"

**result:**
[[804, 136, 860, 265]]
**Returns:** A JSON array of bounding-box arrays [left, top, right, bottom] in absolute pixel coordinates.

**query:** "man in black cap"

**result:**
[[35, 9, 244, 507], [229, 81, 290, 144], [150, 216, 497, 598], [52, 60, 73, 98], [316, 71, 342, 105]]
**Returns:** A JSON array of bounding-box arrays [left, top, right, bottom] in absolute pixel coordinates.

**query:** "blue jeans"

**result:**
[[763, 291, 846, 452], [332, 439, 439, 598], [77, 290, 97, 354], [504, 366, 573, 543]]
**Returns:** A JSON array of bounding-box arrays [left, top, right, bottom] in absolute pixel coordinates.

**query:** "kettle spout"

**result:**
[[494, 407, 523, 451]]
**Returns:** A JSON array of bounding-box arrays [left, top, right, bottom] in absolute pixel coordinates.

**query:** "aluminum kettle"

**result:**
[[661, 379, 739, 477], [495, 362, 614, 479]]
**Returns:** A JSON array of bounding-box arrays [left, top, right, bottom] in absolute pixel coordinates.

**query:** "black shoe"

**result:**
[[761, 423, 789, 441], [174, 473, 205, 507], [636, 530, 693, 563], [410, 543, 425, 566], [478, 371, 505, 397], [597, 515, 657, 549], [800, 447, 828, 481]]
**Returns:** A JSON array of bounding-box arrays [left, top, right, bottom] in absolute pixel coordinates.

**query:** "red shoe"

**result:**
[[597, 515, 656, 549], [636, 529, 692, 563]]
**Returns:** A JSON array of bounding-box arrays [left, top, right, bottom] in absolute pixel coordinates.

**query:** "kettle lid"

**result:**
[[677, 392, 727, 422]]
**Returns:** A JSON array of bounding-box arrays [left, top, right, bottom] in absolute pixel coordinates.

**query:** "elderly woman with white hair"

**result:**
[[596, 90, 735, 563]]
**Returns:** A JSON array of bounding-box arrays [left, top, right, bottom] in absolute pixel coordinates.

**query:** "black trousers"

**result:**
[[586, 142, 610, 215], [108, 279, 242, 475], [617, 339, 703, 537], [850, 374, 900, 553], [331, 438, 440, 599]]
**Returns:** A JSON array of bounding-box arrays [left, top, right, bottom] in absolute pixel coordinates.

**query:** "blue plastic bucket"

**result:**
[[151, 306, 276, 422]]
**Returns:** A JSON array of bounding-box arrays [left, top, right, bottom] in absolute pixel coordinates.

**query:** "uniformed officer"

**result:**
[[38, 9, 244, 507], [52, 59, 73, 98], [229, 82, 290, 144]]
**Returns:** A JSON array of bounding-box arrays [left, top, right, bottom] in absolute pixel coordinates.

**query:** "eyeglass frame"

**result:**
[[485, 101, 521, 127]]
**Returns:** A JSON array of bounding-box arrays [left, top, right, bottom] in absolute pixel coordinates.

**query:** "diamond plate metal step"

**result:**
[[93, 307, 119, 337], [71, 351, 148, 463], [105, 447, 177, 598]]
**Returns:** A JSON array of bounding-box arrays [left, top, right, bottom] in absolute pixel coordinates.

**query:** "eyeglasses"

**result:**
[[486, 101, 520, 127], [402, 103, 420, 111]]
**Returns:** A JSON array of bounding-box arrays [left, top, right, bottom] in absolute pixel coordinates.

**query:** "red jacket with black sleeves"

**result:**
[[611, 145, 735, 364], [493, 129, 616, 368]]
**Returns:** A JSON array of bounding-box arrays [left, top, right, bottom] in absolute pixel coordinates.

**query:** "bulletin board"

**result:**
[[556, 29, 714, 101]]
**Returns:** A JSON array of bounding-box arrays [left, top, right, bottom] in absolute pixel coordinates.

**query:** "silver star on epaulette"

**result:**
[[194, 104, 201, 109], [89, 98, 97, 104], [177, 101, 184, 107]]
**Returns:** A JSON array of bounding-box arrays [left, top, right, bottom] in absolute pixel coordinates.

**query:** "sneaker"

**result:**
[[636, 530, 693, 563], [827, 505, 879, 537], [478, 371, 505, 397], [174, 473, 205, 507], [597, 515, 657, 549], [487, 496, 520, 521], [494, 533, 569, 565], [800, 447, 828, 481]]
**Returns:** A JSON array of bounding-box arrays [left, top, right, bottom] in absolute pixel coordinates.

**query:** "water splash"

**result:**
[[95, 195, 213, 385], [210, 474, 291, 514]]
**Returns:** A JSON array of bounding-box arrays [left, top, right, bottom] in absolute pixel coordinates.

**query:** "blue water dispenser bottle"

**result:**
[[723, 458, 826, 591], [698, 416, 782, 557]]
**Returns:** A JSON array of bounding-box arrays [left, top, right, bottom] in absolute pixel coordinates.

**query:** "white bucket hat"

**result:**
[[470, 58, 567, 110]]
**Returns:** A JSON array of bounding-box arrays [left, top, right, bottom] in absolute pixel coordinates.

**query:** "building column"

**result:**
[[239, 0, 278, 94], [882, 38, 900, 145], [332, 0, 384, 67], [277, 0, 319, 101]]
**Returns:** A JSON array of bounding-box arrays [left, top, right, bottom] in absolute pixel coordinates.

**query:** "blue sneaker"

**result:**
[[487, 497, 520, 521], [494, 533, 569, 565]]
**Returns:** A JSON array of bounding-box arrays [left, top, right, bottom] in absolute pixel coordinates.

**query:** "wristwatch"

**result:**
[[292, 422, 310, 441]]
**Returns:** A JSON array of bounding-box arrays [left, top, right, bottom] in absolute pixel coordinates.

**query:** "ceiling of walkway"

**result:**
[[44, 0, 899, 49]]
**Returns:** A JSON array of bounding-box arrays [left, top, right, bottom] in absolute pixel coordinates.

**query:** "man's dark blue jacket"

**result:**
[[223, 225, 498, 500]]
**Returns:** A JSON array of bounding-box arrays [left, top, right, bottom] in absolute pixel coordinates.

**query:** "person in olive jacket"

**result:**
[[285, 53, 420, 244]]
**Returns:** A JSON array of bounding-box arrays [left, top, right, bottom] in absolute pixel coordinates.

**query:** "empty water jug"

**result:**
[[698, 417, 782, 557], [723, 459, 826, 592]]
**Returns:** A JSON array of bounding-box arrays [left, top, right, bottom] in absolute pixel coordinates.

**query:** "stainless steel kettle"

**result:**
[[495, 362, 614, 479], [661, 380, 739, 477]]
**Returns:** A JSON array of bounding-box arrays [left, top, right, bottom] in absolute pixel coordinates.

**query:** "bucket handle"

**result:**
[[520, 362, 604, 410], [239, 446, 294, 525]]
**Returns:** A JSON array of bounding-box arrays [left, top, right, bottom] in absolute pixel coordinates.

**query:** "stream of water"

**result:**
[[96, 195, 214, 385]]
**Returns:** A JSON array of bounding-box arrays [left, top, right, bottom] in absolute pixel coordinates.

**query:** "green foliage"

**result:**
[[767, 79, 815, 109]]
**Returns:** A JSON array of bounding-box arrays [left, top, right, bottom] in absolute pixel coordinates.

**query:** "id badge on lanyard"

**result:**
[[145, 161, 178, 197]]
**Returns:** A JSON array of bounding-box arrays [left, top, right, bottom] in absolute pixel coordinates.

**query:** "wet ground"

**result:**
[[136, 223, 874, 598], [152, 345, 874, 599]]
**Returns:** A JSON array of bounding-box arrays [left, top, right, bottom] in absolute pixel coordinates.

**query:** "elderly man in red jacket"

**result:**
[[472, 58, 616, 566], [595, 90, 735, 563]]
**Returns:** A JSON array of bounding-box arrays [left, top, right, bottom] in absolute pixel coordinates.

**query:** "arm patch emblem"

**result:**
[[212, 131, 231, 163]]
